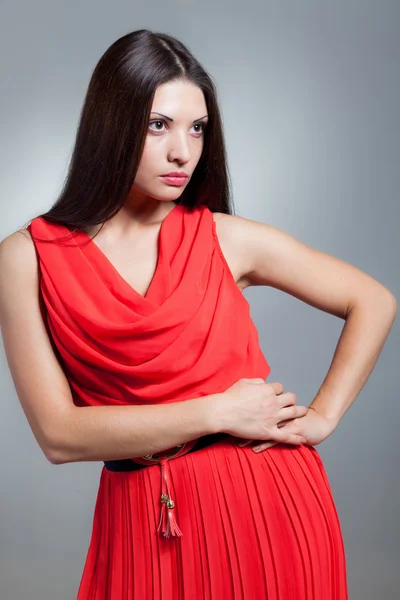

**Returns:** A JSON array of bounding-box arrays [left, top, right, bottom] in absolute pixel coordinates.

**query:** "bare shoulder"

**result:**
[[211, 211, 396, 318], [0, 228, 39, 308], [0, 227, 75, 465], [212, 211, 294, 272], [212, 210, 278, 241], [0, 228, 36, 266], [0, 229, 39, 318], [211, 211, 255, 290], [211, 210, 253, 233]]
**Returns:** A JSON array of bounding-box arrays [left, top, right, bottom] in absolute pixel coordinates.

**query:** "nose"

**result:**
[[167, 129, 191, 164]]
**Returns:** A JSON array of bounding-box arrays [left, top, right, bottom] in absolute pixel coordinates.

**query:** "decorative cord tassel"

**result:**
[[157, 457, 183, 538]]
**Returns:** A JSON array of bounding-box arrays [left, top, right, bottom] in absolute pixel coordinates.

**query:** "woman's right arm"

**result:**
[[0, 230, 224, 465]]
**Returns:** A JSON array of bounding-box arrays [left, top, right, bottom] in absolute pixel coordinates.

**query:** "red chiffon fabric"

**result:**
[[28, 203, 348, 599]]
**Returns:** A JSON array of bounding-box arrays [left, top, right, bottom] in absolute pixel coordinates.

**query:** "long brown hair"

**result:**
[[25, 29, 234, 242]]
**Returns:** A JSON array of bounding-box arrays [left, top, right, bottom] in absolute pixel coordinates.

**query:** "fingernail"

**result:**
[[252, 446, 262, 453]]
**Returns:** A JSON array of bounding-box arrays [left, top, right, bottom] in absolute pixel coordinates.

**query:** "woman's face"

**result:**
[[131, 79, 208, 203]]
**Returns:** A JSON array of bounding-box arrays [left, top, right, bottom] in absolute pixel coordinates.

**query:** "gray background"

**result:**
[[1, 1, 399, 598]]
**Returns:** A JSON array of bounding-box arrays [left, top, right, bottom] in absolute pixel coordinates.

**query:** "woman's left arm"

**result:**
[[218, 213, 398, 446]]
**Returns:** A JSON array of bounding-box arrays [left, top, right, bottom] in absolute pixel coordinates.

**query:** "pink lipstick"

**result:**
[[160, 171, 189, 186]]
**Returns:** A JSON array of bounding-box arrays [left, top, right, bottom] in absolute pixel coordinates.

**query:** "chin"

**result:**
[[129, 180, 185, 202], [151, 187, 186, 202]]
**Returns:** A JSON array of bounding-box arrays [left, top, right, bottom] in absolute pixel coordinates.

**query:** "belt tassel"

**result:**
[[157, 457, 183, 538]]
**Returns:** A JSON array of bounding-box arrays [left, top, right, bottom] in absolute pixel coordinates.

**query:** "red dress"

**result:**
[[28, 203, 348, 599]]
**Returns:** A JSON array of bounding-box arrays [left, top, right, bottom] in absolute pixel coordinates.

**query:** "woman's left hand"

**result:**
[[235, 406, 337, 452]]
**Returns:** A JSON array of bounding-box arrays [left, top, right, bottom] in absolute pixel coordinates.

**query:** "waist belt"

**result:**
[[103, 431, 229, 539]]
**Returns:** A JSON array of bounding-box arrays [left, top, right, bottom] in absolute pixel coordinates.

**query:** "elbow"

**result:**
[[45, 452, 63, 466], [348, 285, 398, 321], [44, 443, 71, 465], [390, 292, 398, 318], [380, 289, 398, 322], [42, 429, 75, 465], [41, 409, 82, 465]]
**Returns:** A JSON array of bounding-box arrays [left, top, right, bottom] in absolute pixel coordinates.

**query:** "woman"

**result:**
[[0, 29, 396, 599]]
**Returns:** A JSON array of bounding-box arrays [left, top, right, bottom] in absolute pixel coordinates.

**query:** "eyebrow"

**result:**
[[150, 112, 208, 123]]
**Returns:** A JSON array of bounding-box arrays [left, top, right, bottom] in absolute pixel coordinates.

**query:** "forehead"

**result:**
[[151, 80, 207, 117]]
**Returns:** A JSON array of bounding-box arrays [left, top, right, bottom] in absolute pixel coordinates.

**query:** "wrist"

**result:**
[[205, 392, 231, 434], [308, 405, 340, 431]]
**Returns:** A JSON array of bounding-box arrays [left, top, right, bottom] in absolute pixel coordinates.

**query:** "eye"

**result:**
[[148, 119, 207, 135], [191, 123, 207, 135], [149, 119, 167, 132]]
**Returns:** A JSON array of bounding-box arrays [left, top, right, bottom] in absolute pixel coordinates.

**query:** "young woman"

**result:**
[[0, 29, 396, 600]]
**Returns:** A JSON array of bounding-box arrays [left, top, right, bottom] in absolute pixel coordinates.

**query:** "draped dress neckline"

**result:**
[[74, 202, 183, 307], [28, 202, 271, 391]]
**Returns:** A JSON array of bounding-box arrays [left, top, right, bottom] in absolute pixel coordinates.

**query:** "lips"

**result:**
[[161, 172, 188, 178], [160, 173, 189, 187]]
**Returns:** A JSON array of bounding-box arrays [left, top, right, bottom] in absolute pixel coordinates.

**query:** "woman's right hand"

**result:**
[[215, 378, 307, 446]]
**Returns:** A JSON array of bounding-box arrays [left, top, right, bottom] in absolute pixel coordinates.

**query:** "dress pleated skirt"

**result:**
[[76, 436, 348, 599]]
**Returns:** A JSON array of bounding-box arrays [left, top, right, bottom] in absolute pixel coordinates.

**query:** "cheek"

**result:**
[[135, 143, 160, 178], [141, 136, 159, 158], [195, 138, 205, 161]]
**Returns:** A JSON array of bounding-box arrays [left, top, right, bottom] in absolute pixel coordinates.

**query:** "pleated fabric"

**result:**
[[28, 202, 348, 599], [77, 439, 348, 599]]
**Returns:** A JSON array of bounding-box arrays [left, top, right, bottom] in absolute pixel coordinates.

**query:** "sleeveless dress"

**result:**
[[28, 203, 348, 599]]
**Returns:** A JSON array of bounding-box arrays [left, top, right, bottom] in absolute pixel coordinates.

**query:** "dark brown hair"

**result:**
[[25, 29, 234, 241]]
